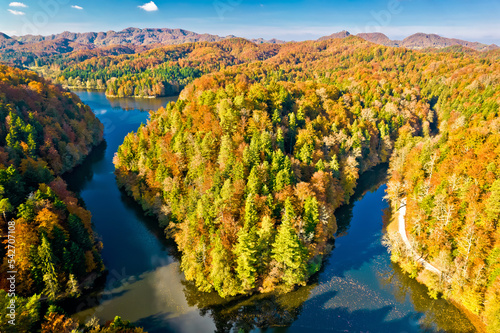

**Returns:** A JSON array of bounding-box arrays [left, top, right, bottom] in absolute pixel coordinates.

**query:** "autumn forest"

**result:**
[[0, 25, 499, 333]]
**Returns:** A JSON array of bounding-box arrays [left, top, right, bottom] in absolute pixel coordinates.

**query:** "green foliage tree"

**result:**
[[0, 290, 40, 333], [303, 196, 319, 236], [272, 199, 308, 289], [38, 236, 59, 301]]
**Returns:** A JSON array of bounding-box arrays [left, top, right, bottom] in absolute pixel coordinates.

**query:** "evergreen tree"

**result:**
[[234, 225, 258, 292], [260, 131, 272, 159], [234, 194, 260, 291], [272, 199, 308, 289], [272, 109, 281, 125], [50, 225, 68, 259], [257, 215, 275, 273], [66, 274, 80, 298], [486, 179, 500, 222], [244, 135, 261, 167], [210, 232, 239, 297], [304, 196, 320, 236], [246, 166, 261, 195], [299, 143, 313, 165], [244, 194, 259, 227], [69, 242, 86, 278], [276, 128, 285, 152], [218, 135, 234, 170], [330, 154, 340, 178], [38, 235, 59, 301], [316, 159, 326, 172], [0, 198, 13, 220], [68, 214, 93, 251]]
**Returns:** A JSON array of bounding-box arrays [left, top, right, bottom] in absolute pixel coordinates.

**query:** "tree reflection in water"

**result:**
[[182, 279, 316, 333]]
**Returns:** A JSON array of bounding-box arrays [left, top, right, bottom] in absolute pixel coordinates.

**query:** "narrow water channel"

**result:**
[[64, 91, 476, 333]]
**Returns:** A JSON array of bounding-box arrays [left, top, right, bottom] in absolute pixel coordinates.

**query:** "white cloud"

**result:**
[[7, 9, 25, 15], [138, 1, 158, 12], [71, 5, 83, 10], [9, 2, 27, 7]]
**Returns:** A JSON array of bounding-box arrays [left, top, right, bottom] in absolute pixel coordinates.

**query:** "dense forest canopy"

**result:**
[[112, 36, 500, 331], [0, 65, 103, 173], [31, 36, 500, 99], [0, 65, 143, 332], [384, 48, 500, 332], [34, 39, 281, 98]]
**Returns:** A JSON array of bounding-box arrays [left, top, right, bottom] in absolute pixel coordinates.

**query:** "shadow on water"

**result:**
[[380, 262, 476, 333], [324, 165, 392, 280], [117, 188, 181, 258], [335, 163, 389, 237], [64, 140, 106, 197], [176, 279, 316, 333]]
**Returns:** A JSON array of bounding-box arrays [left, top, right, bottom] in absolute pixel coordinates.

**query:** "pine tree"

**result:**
[[25, 124, 37, 158], [486, 179, 500, 222], [218, 135, 235, 170], [234, 225, 258, 292], [272, 109, 281, 125], [303, 196, 320, 236], [299, 143, 313, 164], [66, 274, 80, 298], [316, 159, 326, 172], [234, 194, 260, 292], [246, 166, 261, 195], [271, 149, 284, 174], [330, 154, 340, 178], [272, 199, 308, 289], [260, 131, 272, 159], [62, 247, 73, 275], [0, 198, 13, 220], [38, 236, 59, 300], [210, 232, 239, 297], [276, 128, 285, 152], [244, 194, 258, 226], [257, 215, 275, 273], [69, 242, 86, 278], [244, 135, 261, 167], [287, 113, 297, 153], [218, 99, 238, 134], [50, 225, 68, 259], [68, 214, 92, 251]]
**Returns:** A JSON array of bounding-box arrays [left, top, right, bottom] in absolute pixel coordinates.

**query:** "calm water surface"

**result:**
[[64, 91, 476, 333]]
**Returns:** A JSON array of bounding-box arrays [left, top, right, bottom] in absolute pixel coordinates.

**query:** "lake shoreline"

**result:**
[[386, 202, 486, 333], [65, 86, 179, 99]]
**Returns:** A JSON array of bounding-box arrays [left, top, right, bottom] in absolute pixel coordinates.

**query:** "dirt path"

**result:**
[[398, 198, 443, 276]]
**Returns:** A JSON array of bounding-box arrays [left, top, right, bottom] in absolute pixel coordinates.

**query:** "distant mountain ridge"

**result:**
[[0, 27, 497, 65], [13, 27, 228, 46], [0, 28, 286, 62], [4, 27, 284, 50], [319, 30, 498, 51]]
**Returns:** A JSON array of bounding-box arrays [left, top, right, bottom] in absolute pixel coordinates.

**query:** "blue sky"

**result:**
[[1, 0, 499, 44]]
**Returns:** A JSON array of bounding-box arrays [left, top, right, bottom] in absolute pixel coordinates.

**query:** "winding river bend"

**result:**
[[64, 91, 476, 333]]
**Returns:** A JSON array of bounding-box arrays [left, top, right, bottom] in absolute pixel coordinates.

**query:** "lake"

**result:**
[[64, 91, 476, 333]]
